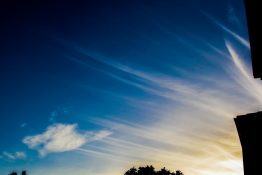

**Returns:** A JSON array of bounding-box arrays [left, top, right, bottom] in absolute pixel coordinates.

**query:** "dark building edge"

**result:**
[[243, 0, 262, 79]]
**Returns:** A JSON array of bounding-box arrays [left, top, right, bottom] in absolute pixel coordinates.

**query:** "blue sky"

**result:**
[[1, 0, 262, 175]]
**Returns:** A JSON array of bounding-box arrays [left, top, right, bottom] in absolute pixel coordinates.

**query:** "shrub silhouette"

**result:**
[[8, 171, 26, 175], [124, 165, 183, 175], [9, 173, 17, 175]]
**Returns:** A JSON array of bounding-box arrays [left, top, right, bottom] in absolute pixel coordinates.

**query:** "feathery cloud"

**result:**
[[1, 151, 27, 161], [202, 12, 250, 49], [64, 33, 261, 175]]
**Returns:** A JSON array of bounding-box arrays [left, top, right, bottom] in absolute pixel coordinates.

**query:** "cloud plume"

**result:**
[[23, 123, 111, 156]]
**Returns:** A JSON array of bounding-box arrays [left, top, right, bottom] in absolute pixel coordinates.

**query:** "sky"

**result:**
[[1, 0, 262, 175]]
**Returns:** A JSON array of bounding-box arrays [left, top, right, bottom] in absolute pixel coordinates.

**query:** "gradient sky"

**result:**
[[1, 1, 262, 175]]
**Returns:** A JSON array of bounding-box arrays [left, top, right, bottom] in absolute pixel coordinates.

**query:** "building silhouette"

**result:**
[[243, 0, 262, 79], [235, 112, 262, 175], [234, 1, 262, 175]]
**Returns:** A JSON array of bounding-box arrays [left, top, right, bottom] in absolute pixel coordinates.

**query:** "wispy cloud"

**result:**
[[227, 5, 242, 27], [49, 106, 71, 123], [1, 151, 27, 161], [62, 27, 262, 175], [23, 123, 112, 156], [20, 122, 27, 128], [202, 12, 250, 49]]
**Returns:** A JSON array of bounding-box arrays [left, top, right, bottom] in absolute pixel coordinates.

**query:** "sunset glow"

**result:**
[[1, 1, 260, 175]]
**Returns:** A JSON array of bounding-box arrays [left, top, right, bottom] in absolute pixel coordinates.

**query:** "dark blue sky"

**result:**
[[0, 1, 256, 175]]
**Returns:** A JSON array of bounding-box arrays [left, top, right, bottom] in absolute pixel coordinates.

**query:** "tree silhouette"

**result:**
[[9, 172, 17, 175], [125, 167, 138, 175], [174, 170, 183, 175], [138, 165, 155, 175], [8, 171, 26, 175], [124, 165, 183, 175], [156, 167, 171, 175]]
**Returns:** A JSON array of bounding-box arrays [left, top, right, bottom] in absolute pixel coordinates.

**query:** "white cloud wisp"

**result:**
[[65, 33, 261, 175], [1, 151, 27, 161], [23, 123, 112, 156]]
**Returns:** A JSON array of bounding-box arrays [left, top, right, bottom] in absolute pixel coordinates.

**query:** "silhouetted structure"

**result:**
[[234, 1, 262, 174], [8, 172, 17, 175], [8, 171, 26, 175], [243, 0, 262, 79], [124, 165, 183, 175], [234, 112, 262, 175]]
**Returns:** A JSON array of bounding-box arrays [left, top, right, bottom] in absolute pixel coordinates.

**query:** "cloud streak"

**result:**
[[1, 151, 27, 161], [202, 12, 250, 49], [62, 29, 262, 175]]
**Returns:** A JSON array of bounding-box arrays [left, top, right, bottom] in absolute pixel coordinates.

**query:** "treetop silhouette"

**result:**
[[124, 165, 184, 175]]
